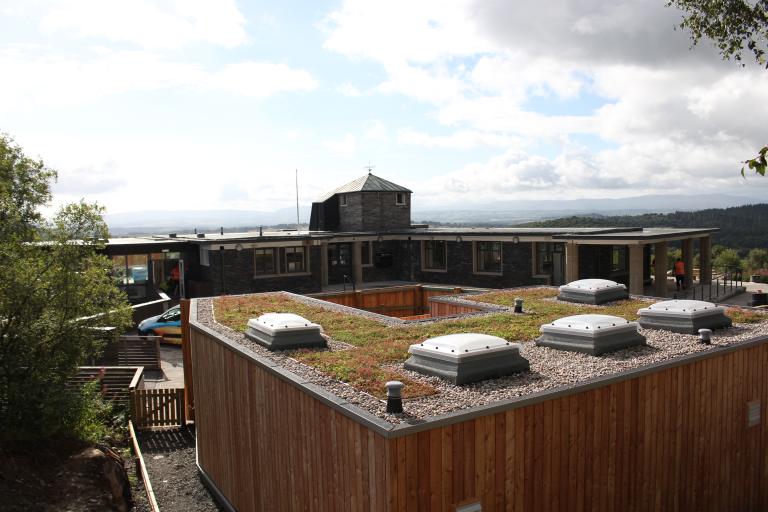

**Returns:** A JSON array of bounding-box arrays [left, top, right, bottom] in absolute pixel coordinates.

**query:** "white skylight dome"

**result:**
[[537, 314, 645, 355], [558, 279, 628, 304], [638, 300, 732, 334], [405, 333, 529, 385], [245, 313, 326, 350]]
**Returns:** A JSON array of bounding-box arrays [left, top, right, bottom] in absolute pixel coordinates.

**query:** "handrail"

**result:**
[[128, 420, 161, 512]]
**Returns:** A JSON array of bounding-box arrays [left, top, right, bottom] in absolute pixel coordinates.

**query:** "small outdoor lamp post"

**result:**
[[514, 298, 524, 314]]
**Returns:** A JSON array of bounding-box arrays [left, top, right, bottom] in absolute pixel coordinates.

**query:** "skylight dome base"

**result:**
[[558, 279, 629, 305], [244, 313, 326, 350], [637, 300, 732, 334], [404, 333, 529, 385], [536, 314, 645, 355]]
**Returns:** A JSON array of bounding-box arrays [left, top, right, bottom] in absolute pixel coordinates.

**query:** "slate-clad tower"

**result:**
[[309, 172, 412, 232]]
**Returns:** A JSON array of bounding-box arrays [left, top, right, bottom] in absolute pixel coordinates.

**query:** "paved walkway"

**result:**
[[142, 345, 184, 389]]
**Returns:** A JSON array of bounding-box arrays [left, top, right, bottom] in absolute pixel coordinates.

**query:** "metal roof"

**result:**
[[318, 173, 412, 201]]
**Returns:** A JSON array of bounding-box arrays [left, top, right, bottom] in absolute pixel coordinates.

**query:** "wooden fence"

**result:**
[[130, 388, 186, 430], [190, 303, 768, 511], [71, 366, 144, 404], [310, 285, 469, 318]]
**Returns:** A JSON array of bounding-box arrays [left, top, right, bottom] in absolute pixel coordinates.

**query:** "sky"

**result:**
[[1, 0, 767, 216]]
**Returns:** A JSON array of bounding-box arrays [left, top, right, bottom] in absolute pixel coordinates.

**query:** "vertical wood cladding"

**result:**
[[193, 321, 768, 512], [338, 192, 411, 232]]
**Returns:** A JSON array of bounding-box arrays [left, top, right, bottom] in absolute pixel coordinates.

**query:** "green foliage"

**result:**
[[742, 146, 768, 177], [668, 0, 768, 66], [713, 248, 743, 270], [0, 134, 131, 441], [523, 204, 768, 252], [746, 248, 768, 272], [668, 1, 767, 176], [215, 289, 651, 398]]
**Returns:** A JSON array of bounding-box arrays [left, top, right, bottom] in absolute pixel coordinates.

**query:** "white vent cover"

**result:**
[[247, 313, 322, 336], [411, 333, 516, 362], [559, 279, 626, 292]]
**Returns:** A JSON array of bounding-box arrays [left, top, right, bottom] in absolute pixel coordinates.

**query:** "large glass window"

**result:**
[[611, 246, 628, 272], [285, 246, 306, 273], [423, 240, 447, 270], [536, 243, 554, 275], [361, 241, 372, 266], [476, 241, 503, 273], [329, 244, 350, 266], [254, 248, 276, 275]]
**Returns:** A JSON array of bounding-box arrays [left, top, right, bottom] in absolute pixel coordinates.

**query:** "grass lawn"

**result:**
[[213, 288, 760, 399]]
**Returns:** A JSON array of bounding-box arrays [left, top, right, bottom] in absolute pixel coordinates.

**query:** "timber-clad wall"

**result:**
[[191, 303, 768, 511]]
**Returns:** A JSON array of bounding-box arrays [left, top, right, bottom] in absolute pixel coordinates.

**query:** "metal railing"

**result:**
[[342, 274, 356, 292], [675, 265, 743, 301]]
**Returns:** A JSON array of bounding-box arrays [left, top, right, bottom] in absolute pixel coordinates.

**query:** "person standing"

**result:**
[[674, 258, 686, 291]]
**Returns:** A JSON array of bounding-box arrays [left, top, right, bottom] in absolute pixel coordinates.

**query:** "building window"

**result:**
[[254, 248, 276, 275], [395, 192, 406, 205], [340, 194, 347, 206], [361, 241, 373, 266], [611, 246, 628, 273], [475, 241, 503, 274], [536, 243, 554, 275], [422, 240, 447, 271], [329, 243, 350, 266], [285, 246, 306, 273]]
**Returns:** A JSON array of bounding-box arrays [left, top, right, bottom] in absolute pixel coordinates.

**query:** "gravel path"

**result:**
[[138, 427, 223, 512], [196, 294, 768, 424]]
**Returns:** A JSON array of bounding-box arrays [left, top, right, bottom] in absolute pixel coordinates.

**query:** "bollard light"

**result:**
[[514, 298, 523, 314], [698, 328, 712, 345], [385, 381, 404, 414]]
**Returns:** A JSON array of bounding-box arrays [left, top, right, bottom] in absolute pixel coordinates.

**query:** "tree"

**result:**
[[746, 247, 768, 271], [713, 247, 744, 270], [668, 0, 768, 176], [0, 134, 131, 440]]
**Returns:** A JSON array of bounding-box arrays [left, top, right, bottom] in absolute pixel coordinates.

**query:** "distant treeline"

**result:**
[[521, 203, 768, 252]]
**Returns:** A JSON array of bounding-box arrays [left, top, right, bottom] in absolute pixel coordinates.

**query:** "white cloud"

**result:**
[[339, 82, 362, 96], [398, 128, 519, 150], [0, 47, 317, 112], [323, 0, 768, 200], [322, 134, 357, 156], [201, 62, 317, 97], [39, 0, 247, 49]]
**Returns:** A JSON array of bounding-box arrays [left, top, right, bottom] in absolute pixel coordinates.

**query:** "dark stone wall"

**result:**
[[204, 246, 322, 296], [406, 241, 539, 288], [337, 192, 411, 232], [577, 245, 652, 286], [362, 240, 412, 282]]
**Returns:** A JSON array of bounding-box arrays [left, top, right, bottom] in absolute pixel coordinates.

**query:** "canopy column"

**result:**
[[699, 235, 712, 284], [565, 243, 579, 283], [352, 240, 363, 286], [629, 244, 645, 296], [320, 242, 329, 289]]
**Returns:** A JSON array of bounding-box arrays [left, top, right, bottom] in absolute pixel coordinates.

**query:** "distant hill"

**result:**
[[522, 203, 768, 251]]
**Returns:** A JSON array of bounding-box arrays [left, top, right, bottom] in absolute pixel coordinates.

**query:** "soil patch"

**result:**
[[0, 440, 129, 511], [138, 426, 223, 512]]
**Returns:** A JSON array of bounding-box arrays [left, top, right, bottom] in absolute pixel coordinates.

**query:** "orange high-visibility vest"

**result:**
[[674, 260, 685, 275]]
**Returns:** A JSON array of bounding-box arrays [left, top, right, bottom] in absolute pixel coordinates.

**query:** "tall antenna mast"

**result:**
[[295, 169, 300, 234]]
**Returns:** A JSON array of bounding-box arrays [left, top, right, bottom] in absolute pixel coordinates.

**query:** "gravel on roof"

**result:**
[[195, 293, 768, 425]]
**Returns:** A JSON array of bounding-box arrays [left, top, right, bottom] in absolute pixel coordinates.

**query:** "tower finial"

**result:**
[[364, 161, 375, 174]]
